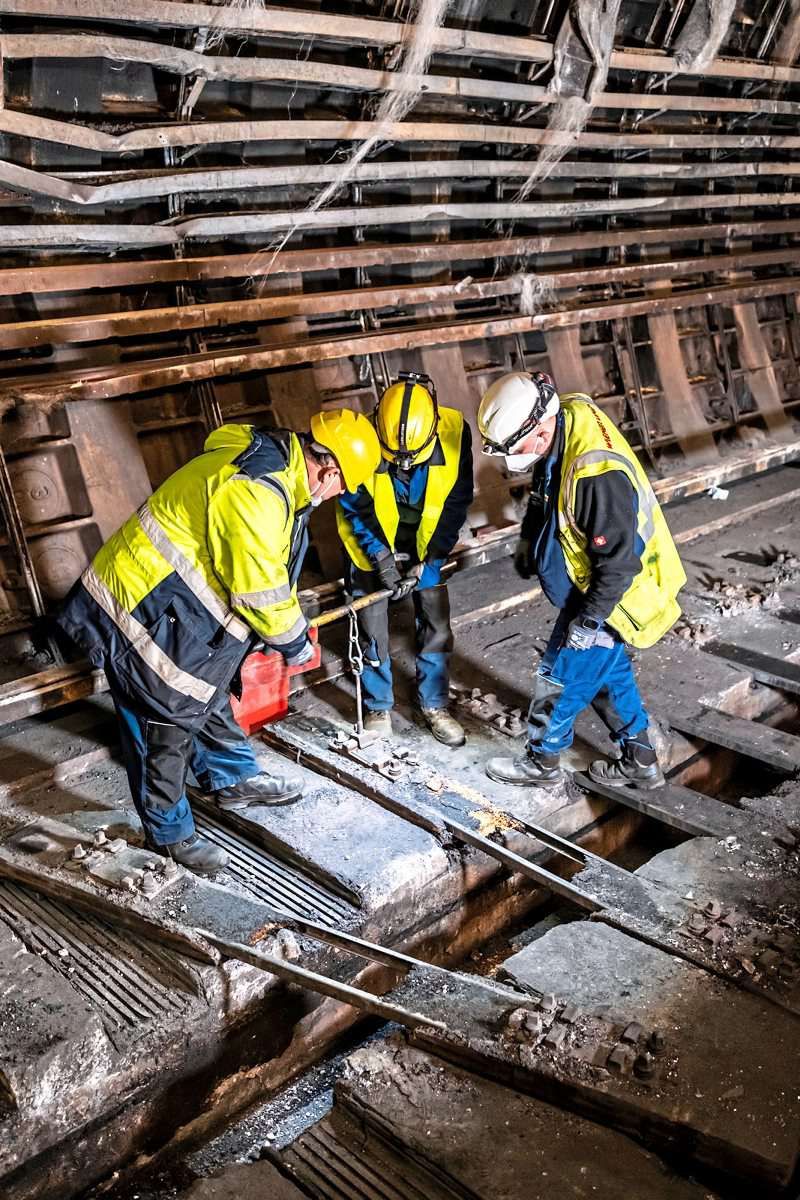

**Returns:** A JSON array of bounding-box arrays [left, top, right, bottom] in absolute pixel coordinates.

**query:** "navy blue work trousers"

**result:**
[[528, 611, 650, 756], [112, 687, 260, 845]]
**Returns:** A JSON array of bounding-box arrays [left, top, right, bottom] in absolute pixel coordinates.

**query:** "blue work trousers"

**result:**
[[528, 612, 649, 756], [113, 688, 261, 845], [348, 566, 453, 713]]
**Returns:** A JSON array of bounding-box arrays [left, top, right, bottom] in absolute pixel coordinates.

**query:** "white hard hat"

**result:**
[[477, 371, 560, 454]]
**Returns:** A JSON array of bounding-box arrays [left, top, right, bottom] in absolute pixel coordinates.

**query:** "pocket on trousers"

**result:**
[[143, 720, 192, 808]]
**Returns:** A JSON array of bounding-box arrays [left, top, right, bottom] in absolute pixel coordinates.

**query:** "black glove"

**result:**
[[375, 553, 402, 595], [391, 562, 423, 602], [513, 537, 533, 580], [283, 636, 315, 667]]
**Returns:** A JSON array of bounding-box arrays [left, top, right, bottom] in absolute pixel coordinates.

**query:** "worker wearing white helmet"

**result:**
[[477, 371, 686, 789]]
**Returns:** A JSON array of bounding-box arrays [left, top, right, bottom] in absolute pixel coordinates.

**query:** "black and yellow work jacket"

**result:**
[[56, 425, 312, 726]]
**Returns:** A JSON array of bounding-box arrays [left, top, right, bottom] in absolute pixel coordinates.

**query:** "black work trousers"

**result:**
[[348, 566, 454, 712]]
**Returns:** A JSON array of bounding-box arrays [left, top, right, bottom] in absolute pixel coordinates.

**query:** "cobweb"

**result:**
[[514, 0, 623, 202], [247, 0, 452, 291], [206, 0, 268, 51], [672, 0, 737, 75]]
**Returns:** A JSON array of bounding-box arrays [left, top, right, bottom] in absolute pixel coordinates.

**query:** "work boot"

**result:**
[[147, 833, 229, 876], [421, 707, 466, 748], [213, 771, 304, 810], [486, 749, 562, 787], [588, 737, 665, 790], [364, 710, 393, 738]]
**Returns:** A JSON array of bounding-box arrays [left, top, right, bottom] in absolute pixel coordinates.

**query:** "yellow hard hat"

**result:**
[[375, 372, 439, 470], [309, 408, 382, 492]]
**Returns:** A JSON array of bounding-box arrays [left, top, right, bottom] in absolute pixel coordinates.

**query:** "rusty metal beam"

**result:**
[[2, 1, 799, 84], [5, 109, 800, 156], [5, 192, 800, 249], [1, 219, 796, 298], [1, 247, 798, 352], [5, 33, 800, 120], [4, 158, 800, 209], [0, 159, 798, 205], [4, 275, 798, 407], [0, 0, 556, 63]]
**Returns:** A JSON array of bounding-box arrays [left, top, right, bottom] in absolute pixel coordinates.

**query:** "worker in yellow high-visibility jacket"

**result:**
[[336, 372, 474, 746], [476, 372, 685, 790], [56, 412, 381, 874]]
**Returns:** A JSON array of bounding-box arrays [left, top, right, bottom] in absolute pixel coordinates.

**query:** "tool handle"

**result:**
[[310, 589, 391, 628], [309, 561, 455, 629]]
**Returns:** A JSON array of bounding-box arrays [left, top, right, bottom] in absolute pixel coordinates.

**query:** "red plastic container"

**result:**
[[231, 627, 321, 734]]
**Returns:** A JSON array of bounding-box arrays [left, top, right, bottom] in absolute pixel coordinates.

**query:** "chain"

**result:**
[[346, 605, 366, 736]]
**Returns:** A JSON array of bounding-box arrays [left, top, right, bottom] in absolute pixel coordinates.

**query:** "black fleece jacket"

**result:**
[[522, 435, 641, 623]]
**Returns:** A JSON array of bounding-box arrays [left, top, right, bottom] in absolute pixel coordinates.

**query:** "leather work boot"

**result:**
[[213, 772, 304, 810], [589, 737, 665, 790], [364, 710, 393, 738], [148, 833, 229, 876], [421, 707, 466, 748], [486, 750, 562, 787]]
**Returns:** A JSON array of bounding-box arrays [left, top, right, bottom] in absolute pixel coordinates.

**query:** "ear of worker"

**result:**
[[51, 369, 684, 874]]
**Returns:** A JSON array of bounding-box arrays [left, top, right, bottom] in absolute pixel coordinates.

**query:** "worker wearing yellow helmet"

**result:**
[[337, 372, 474, 747], [55, 410, 381, 876]]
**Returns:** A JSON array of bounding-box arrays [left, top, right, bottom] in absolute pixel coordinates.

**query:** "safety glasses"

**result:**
[[481, 410, 545, 456], [481, 371, 557, 455]]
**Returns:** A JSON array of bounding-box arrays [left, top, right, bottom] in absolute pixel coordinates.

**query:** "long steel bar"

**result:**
[[195, 928, 448, 1032], [5, 194, 800, 248], [4, 160, 800, 209], [3, 247, 799, 352], [7, 275, 799, 407], [2, 0, 799, 84], [244, 906, 535, 1009], [1, 219, 797, 298], [5, 34, 800, 119], [7, 110, 800, 157], [440, 816, 601, 912]]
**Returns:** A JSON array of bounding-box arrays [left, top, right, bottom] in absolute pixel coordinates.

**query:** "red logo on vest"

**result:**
[[593, 534, 607, 547]]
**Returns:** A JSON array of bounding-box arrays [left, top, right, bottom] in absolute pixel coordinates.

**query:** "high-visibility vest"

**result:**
[[56, 424, 312, 724], [336, 407, 464, 570], [557, 395, 686, 648]]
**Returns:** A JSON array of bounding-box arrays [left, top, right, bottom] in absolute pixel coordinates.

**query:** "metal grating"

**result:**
[[0, 881, 198, 1041], [281, 1118, 462, 1200], [196, 812, 357, 927]]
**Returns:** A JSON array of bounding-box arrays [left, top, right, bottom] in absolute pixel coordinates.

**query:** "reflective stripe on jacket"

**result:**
[[56, 425, 312, 724], [336, 407, 467, 570], [557, 396, 686, 649]]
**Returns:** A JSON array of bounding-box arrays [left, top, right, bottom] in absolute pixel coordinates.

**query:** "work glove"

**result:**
[[283, 636, 316, 667], [565, 617, 615, 651], [374, 553, 402, 595], [513, 538, 533, 580], [391, 562, 424, 602]]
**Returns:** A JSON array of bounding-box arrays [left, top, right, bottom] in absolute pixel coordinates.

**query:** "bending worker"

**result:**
[[477, 372, 685, 789], [56, 413, 381, 874], [336, 371, 474, 746]]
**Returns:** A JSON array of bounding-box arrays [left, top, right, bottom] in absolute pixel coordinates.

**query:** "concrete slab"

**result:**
[[267, 709, 635, 909], [0, 918, 115, 1172], [337, 1037, 717, 1200], [492, 922, 800, 1186], [192, 753, 448, 919]]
